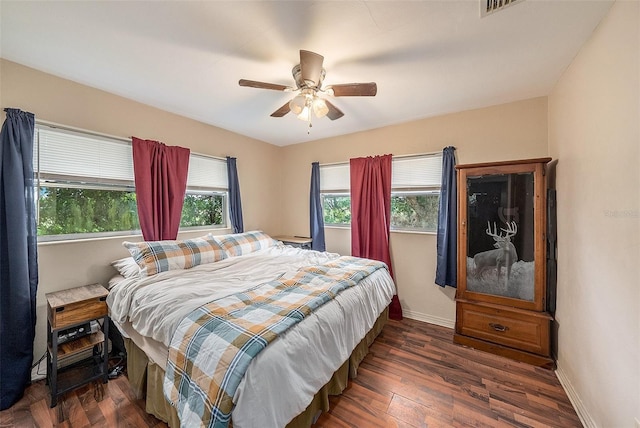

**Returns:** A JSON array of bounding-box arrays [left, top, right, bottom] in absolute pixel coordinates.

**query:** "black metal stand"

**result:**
[[47, 315, 109, 407]]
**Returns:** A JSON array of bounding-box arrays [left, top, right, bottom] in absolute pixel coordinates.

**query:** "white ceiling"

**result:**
[[1, 1, 612, 146]]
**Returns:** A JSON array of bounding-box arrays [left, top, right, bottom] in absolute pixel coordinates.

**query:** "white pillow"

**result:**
[[110, 257, 142, 279], [108, 275, 126, 290]]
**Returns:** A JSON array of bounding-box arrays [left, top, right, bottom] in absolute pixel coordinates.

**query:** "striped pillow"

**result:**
[[209, 230, 278, 257], [123, 236, 227, 276]]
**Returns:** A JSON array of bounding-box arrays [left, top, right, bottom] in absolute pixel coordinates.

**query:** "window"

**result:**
[[390, 191, 440, 231], [320, 164, 351, 226], [389, 155, 442, 232], [37, 185, 139, 237], [34, 124, 227, 241], [182, 154, 228, 229], [320, 154, 442, 232], [322, 193, 352, 225]]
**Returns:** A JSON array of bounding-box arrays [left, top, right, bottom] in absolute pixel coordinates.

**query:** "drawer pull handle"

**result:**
[[489, 323, 509, 332]]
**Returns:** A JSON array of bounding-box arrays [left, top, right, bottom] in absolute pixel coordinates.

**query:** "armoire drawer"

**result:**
[[456, 301, 551, 356]]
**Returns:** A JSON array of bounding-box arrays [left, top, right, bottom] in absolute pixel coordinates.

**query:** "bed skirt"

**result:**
[[123, 307, 389, 428]]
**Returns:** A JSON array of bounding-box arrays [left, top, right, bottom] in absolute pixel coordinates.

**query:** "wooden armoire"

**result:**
[[454, 158, 554, 369]]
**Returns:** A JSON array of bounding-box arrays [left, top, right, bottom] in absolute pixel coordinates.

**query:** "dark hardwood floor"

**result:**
[[314, 318, 580, 427], [0, 318, 581, 427]]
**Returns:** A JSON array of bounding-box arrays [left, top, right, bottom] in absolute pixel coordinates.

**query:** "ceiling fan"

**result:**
[[239, 50, 377, 126]]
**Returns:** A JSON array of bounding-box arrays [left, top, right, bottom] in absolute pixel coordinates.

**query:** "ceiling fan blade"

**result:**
[[270, 101, 291, 117], [329, 82, 377, 97], [299, 50, 324, 87], [239, 79, 290, 91], [324, 100, 344, 121]]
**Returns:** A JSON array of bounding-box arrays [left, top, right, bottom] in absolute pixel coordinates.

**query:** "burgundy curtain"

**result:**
[[132, 137, 190, 241], [350, 154, 403, 320]]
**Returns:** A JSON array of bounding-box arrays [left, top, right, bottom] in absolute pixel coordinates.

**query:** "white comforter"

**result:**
[[107, 245, 395, 428]]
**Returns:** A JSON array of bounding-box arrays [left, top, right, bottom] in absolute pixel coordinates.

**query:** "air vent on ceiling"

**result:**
[[481, 0, 524, 17]]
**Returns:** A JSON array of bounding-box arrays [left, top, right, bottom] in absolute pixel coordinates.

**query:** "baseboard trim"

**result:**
[[556, 364, 597, 428], [402, 310, 455, 329]]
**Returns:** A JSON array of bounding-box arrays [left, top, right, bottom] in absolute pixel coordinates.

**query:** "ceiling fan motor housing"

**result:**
[[292, 64, 326, 90]]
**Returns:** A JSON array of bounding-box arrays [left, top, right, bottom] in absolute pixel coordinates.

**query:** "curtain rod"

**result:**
[[319, 150, 443, 167], [35, 119, 226, 161]]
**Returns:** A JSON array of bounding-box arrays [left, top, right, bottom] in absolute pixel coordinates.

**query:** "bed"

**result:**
[[106, 231, 395, 427]]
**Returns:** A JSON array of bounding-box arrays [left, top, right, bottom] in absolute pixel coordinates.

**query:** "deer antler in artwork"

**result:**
[[474, 221, 519, 281], [485, 221, 517, 243], [500, 221, 518, 240]]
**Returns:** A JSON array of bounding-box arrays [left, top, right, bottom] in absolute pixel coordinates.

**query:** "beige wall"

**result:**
[[279, 97, 549, 325], [1, 59, 283, 360], [548, 1, 640, 426]]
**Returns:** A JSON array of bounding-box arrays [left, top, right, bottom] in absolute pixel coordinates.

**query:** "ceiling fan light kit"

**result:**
[[289, 91, 329, 121], [239, 50, 377, 133], [312, 97, 329, 118]]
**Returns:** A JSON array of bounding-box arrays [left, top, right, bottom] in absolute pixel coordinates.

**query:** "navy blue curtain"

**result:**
[[309, 162, 326, 251], [0, 108, 38, 409], [226, 156, 244, 233], [435, 146, 457, 288]]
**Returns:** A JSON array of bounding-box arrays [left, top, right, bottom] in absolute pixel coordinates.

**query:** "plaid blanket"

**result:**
[[163, 256, 387, 428]]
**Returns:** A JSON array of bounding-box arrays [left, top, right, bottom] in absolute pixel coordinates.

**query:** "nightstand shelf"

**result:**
[[53, 330, 105, 359], [46, 283, 109, 407], [52, 355, 107, 398]]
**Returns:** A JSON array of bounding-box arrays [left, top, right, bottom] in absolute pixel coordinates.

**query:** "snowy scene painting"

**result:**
[[465, 172, 536, 302], [466, 257, 535, 301]]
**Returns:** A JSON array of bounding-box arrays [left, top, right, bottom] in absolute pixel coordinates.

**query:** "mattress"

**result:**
[[107, 244, 395, 427]]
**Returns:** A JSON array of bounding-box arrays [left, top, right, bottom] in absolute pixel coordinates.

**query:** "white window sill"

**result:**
[[324, 225, 436, 236]]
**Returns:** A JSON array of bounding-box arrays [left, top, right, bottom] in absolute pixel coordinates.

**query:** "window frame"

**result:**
[[319, 153, 443, 234], [179, 189, 229, 232], [35, 181, 141, 242], [389, 189, 441, 233], [181, 153, 230, 232], [34, 123, 229, 242], [320, 192, 352, 228]]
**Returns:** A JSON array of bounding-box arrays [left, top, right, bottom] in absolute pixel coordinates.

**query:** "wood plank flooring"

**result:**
[[314, 318, 580, 427], [0, 318, 581, 427]]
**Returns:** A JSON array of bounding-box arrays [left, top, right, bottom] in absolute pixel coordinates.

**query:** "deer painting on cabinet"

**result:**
[[473, 221, 518, 285]]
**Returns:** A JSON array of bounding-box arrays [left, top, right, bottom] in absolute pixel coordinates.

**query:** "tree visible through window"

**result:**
[[322, 194, 351, 225], [320, 154, 442, 233], [37, 186, 226, 236], [180, 193, 225, 228], [390, 192, 440, 231], [38, 186, 139, 235], [322, 192, 440, 232]]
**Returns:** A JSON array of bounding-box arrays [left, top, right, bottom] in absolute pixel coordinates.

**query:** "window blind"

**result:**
[[320, 163, 350, 192], [391, 154, 442, 189], [34, 125, 228, 190], [34, 126, 134, 184], [319, 153, 443, 192], [187, 154, 228, 190]]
